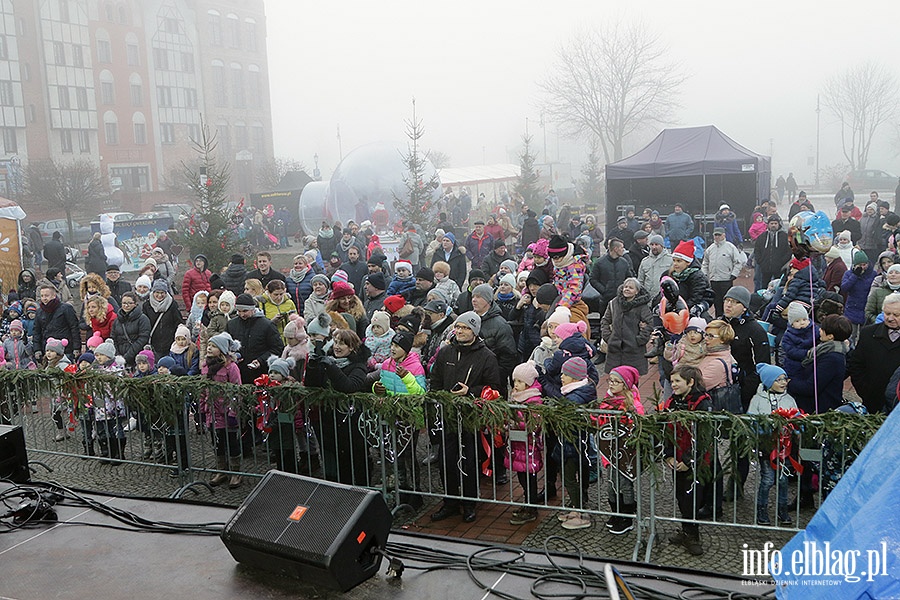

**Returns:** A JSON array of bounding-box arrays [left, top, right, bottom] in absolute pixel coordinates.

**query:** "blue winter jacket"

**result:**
[[666, 212, 694, 244], [286, 269, 315, 317], [386, 275, 416, 297], [780, 322, 818, 379], [840, 264, 876, 325], [776, 265, 825, 312], [540, 334, 600, 399], [787, 349, 846, 414]]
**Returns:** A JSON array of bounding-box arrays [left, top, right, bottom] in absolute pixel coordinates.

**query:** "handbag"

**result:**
[[708, 358, 744, 414], [581, 281, 601, 303], [398, 236, 414, 258]]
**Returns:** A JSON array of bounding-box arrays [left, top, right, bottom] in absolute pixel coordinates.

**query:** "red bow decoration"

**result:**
[[475, 387, 505, 475], [771, 407, 806, 475], [480, 387, 501, 401], [253, 374, 281, 434]]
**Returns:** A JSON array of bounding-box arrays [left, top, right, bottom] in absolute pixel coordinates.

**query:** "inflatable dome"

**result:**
[[323, 141, 442, 229]]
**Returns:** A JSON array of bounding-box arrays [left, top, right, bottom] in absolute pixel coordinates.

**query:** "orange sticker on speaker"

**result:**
[[357, 531, 366, 544], [288, 506, 307, 521]]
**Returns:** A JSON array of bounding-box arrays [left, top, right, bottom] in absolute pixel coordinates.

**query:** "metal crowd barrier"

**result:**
[[0, 375, 878, 562]]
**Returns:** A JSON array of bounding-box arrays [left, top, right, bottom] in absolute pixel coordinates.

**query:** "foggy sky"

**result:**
[[266, 0, 900, 187]]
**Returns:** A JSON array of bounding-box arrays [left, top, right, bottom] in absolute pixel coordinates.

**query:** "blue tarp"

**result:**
[[773, 409, 900, 598]]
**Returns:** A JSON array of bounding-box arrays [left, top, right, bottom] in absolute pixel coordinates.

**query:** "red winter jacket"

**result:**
[[181, 267, 212, 311]]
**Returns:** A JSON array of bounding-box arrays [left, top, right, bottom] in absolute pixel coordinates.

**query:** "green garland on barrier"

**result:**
[[1, 370, 884, 481]]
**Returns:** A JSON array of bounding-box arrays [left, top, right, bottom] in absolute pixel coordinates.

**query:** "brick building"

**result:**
[[0, 0, 273, 218]]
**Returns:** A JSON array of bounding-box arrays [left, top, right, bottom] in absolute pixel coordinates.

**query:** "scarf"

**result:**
[[41, 297, 61, 313], [149, 293, 173, 313], [288, 266, 310, 284], [339, 237, 355, 253], [333, 356, 351, 369], [206, 355, 224, 379], [318, 227, 334, 239], [802, 340, 847, 366], [170, 342, 188, 354], [561, 379, 590, 395], [497, 291, 514, 302]]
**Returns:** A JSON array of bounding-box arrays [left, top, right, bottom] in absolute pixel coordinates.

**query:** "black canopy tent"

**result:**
[[250, 170, 313, 224], [605, 126, 771, 237]]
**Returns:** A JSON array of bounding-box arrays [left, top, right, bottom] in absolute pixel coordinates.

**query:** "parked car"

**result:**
[[36, 219, 93, 244], [845, 169, 898, 192], [151, 203, 192, 222]]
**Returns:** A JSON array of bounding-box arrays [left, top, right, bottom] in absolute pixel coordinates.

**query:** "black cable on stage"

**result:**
[[0, 479, 224, 536], [378, 536, 776, 600]]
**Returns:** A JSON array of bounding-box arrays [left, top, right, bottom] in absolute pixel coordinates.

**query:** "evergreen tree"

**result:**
[[515, 134, 541, 211], [580, 138, 604, 206], [393, 99, 440, 232], [177, 119, 242, 272]]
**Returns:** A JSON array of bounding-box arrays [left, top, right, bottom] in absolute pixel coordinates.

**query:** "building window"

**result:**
[[104, 3, 113, 21], [22, 63, 30, 81], [0, 36, 6, 60], [165, 17, 178, 34], [53, 42, 65, 65], [160, 123, 175, 144], [252, 125, 264, 155], [111, 166, 149, 192], [227, 15, 240, 48], [118, 5, 128, 24], [235, 123, 247, 150], [248, 66, 262, 108], [181, 52, 194, 73], [78, 129, 90, 153], [126, 43, 139, 66], [184, 88, 197, 108], [157, 86, 172, 107], [245, 20, 257, 52], [212, 62, 226, 107], [231, 65, 244, 108], [105, 121, 118, 145], [72, 45, 84, 67], [133, 122, 146, 145], [101, 81, 114, 104], [130, 83, 142, 106], [153, 47, 168, 70], [57, 86, 70, 109], [218, 123, 230, 158], [2, 128, 17, 154], [16, 18, 25, 36], [59, 0, 70, 23], [208, 12, 222, 45], [98, 39, 111, 63], [188, 123, 200, 143], [75, 87, 88, 110], [0, 81, 14, 106], [60, 130, 72, 153]]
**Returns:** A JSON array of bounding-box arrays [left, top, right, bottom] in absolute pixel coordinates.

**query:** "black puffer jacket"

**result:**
[[226, 312, 285, 383], [477, 303, 517, 380], [430, 337, 502, 401], [304, 344, 371, 394], [220, 263, 247, 296], [667, 263, 715, 317], [111, 303, 151, 367], [85, 238, 107, 276], [589, 254, 635, 309], [33, 300, 80, 358], [142, 298, 183, 360]]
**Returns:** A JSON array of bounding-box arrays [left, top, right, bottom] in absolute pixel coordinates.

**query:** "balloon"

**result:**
[[789, 210, 833, 256]]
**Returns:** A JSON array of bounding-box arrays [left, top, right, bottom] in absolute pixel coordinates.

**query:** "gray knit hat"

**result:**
[[311, 273, 330, 289], [267, 356, 295, 378], [94, 339, 117, 359], [454, 311, 482, 336], [472, 283, 494, 306], [649, 234, 665, 246], [209, 332, 240, 357], [724, 285, 751, 309], [786, 301, 808, 325], [500, 259, 518, 274], [151, 279, 169, 293]]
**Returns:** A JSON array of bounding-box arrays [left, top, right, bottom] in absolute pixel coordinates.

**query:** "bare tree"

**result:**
[[426, 150, 451, 170], [256, 157, 306, 189], [822, 62, 899, 171], [540, 21, 685, 163], [24, 158, 104, 240]]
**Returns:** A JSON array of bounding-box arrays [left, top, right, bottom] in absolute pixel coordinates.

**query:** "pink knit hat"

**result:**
[[512, 361, 539, 386], [87, 333, 103, 350], [610, 365, 640, 390], [554, 320, 587, 340], [529, 238, 549, 258]]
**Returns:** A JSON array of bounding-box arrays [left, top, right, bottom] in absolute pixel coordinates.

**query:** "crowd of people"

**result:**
[[2, 183, 896, 557]]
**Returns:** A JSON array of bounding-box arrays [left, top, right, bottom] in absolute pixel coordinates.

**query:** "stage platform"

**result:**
[[0, 483, 775, 599]]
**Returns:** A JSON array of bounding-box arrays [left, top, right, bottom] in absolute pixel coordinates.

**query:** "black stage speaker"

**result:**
[[221, 470, 392, 592], [0, 424, 29, 483]]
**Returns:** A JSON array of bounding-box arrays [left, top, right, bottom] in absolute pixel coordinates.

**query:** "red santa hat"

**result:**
[[672, 239, 695, 262]]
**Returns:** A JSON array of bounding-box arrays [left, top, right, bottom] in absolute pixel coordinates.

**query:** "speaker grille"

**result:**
[[227, 473, 371, 564]]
